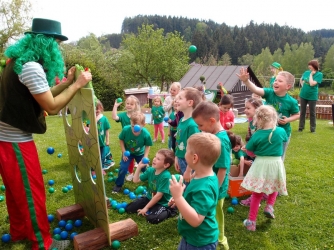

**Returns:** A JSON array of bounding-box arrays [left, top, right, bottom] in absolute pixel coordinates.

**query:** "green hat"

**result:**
[[24, 18, 68, 41], [271, 62, 281, 69]]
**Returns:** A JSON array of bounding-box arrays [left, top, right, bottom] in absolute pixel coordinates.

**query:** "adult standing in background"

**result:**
[[0, 18, 92, 250], [298, 60, 323, 133], [269, 62, 283, 88]]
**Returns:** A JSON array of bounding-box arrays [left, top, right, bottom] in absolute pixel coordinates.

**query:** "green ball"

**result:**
[[108, 172, 114, 177], [114, 168, 119, 173], [0, 195, 4, 202], [118, 208, 125, 214], [112, 203, 118, 209], [0, 185, 5, 191], [227, 206, 234, 214], [112, 240, 121, 249], [48, 187, 55, 194], [116, 98, 122, 103], [107, 177, 114, 183], [62, 187, 69, 193], [135, 186, 144, 195], [53, 234, 61, 240], [225, 194, 230, 199], [232, 159, 240, 165], [42, 169, 48, 174], [173, 174, 182, 182], [67, 220, 73, 224], [189, 45, 197, 53]]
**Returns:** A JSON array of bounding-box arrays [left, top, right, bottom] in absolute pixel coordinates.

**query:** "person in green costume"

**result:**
[[269, 62, 283, 88]]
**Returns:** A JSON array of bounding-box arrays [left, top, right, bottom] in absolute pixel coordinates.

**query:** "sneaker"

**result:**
[[103, 161, 115, 170], [240, 196, 261, 207], [126, 173, 134, 181], [243, 219, 256, 231], [162, 140, 165, 143], [153, 139, 157, 142], [102, 170, 106, 176], [264, 205, 275, 219], [112, 186, 122, 193], [49, 239, 70, 250]]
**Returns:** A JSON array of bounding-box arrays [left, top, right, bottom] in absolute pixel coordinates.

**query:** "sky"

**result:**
[[31, 0, 334, 43]]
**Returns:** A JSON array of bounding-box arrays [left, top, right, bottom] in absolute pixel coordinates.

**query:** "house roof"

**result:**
[[179, 65, 262, 91]]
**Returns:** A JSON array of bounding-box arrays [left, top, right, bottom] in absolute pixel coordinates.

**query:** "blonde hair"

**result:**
[[253, 105, 278, 143], [277, 71, 295, 87], [126, 95, 141, 112], [182, 87, 203, 109], [96, 99, 104, 112], [152, 96, 163, 106], [130, 112, 146, 126], [170, 82, 181, 92], [187, 133, 221, 166]]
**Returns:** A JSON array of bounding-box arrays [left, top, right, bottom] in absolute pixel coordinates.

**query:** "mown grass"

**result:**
[[0, 112, 333, 250]]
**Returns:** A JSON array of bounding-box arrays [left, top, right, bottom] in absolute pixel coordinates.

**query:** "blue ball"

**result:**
[[111, 200, 118, 206], [231, 198, 238, 205], [92, 175, 96, 179], [129, 193, 136, 200], [47, 214, 55, 222], [1, 234, 11, 243], [116, 203, 123, 210], [53, 228, 62, 235], [137, 195, 142, 198], [124, 151, 130, 157], [58, 220, 66, 227], [142, 157, 150, 164], [67, 185, 73, 190], [121, 202, 128, 208], [70, 232, 78, 240], [74, 219, 82, 227], [60, 231, 68, 240], [65, 223, 73, 231], [164, 117, 169, 122], [47, 147, 55, 154], [48, 180, 55, 186], [133, 124, 141, 132], [123, 189, 130, 195], [57, 153, 62, 158]]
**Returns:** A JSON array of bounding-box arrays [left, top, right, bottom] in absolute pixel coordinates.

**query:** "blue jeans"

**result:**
[[178, 157, 188, 175], [178, 238, 218, 250], [115, 154, 144, 187], [100, 146, 112, 168]]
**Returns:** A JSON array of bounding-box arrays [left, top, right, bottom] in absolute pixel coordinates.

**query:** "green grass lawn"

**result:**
[[0, 112, 334, 250]]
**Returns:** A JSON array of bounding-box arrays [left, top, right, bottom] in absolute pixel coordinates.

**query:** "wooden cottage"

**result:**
[[179, 65, 262, 114], [124, 86, 159, 107]]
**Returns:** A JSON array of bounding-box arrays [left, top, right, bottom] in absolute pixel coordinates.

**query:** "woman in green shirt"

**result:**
[[298, 60, 323, 133]]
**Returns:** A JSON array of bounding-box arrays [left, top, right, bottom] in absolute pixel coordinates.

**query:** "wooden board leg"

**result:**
[[56, 204, 85, 221], [73, 218, 138, 250]]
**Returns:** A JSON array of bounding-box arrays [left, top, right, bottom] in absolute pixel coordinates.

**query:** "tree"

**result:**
[[323, 44, 334, 71], [218, 53, 232, 66], [115, 24, 189, 90], [238, 53, 254, 65], [0, 0, 32, 53]]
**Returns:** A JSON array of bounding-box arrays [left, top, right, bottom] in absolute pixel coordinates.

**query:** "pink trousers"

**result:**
[[154, 123, 165, 141], [249, 192, 278, 221]]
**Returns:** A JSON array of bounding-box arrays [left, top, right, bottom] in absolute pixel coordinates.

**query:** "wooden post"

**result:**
[[56, 204, 85, 221], [73, 218, 138, 250]]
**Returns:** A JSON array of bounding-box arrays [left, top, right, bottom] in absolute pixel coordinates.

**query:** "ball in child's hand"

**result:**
[[133, 124, 141, 132], [142, 157, 150, 164], [164, 117, 169, 122], [173, 174, 182, 182], [116, 98, 122, 103], [124, 151, 130, 157]]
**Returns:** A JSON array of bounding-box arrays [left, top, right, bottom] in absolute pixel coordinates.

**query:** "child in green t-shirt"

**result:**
[[151, 96, 165, 143], [232, 135, 252, 177], [192, 101, 236, 250], [169, 132, 221, 249], [112, 112, 153, 193], [174, 87, 203, 183], [237, 68, 300, 162], [126, 149, 177, 224]]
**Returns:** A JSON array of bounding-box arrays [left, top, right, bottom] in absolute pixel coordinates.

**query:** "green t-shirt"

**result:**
[[246, 127, 288, 156], [232, 149, 247, 160], [263, 88, 299, 137], [269, 76, 276, 88], [178, 175, 219, 247], [214, 130, 231, 199], [151, 106, 165, 124], [169, 109, 177, 132], [299, 70, 323, 101], [97, 115, 110, 147], [116, 112, 131, 128], [119, 125, 153, 156], [175, 117, 200, 158], [140, 167, 172, 207]]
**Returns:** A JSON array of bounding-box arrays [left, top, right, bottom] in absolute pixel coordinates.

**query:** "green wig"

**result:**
[[5, 34, 65, 87]]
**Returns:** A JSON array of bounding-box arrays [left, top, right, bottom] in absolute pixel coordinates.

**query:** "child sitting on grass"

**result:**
[[169, 132, 221, 250], [112, 112, 152, 193], [125, 149, 177, 224]]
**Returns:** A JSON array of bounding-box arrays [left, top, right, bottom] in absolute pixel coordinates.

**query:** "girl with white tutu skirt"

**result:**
[[241, 105, 288, 231]]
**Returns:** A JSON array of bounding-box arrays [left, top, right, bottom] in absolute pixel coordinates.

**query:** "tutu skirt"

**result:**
[[241, 156, 288, 195]]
